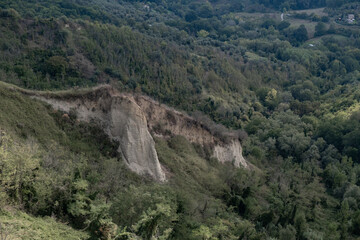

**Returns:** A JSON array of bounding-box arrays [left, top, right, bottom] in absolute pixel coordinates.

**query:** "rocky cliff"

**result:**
[[32, 85, 247, 181], [135, 95, 248, 168], [33, 86, 166, 182]]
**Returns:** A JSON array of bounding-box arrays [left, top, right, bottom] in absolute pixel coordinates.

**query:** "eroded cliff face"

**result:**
[[135, 95, 248, 168], [33, 87, 166, 182], [213, 140, 246, 167], [32, 85, 247, 181]]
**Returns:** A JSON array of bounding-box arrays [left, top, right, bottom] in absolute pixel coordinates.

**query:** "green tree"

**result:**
[[315, 22, 327, 37], [278, 128, 311, 159], [353, 210, 360, 235], [197, 30, 209, 38], [0, 132, 41, 204], [279, 225, 296, 240], [339, 200, 350, 239], [68, 179, 91, 219], [294, 211, 307, 239], [133, 203, 176, 240], [265, 88, 279, 110], [293, 25, 308, 44], [45, 56, 68, 77]]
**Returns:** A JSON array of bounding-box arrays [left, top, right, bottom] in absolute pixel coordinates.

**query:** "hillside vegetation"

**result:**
[[0, 208, 89, 240], [1, 0, 360, 239]]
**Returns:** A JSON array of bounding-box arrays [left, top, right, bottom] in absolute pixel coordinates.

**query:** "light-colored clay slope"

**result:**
[[135, 94, 248, 168], [33, 86, 166, 182], [32, 85, 247, 181]]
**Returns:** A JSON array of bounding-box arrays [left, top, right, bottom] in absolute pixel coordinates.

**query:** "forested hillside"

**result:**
[[1, 0, 360, 239]]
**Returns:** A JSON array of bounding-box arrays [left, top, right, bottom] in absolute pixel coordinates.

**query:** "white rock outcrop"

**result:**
[[32, 85, 248, 181], [135, 94, 248, 168], [34, 87, 166, 182], [213, 140, 247, 168]]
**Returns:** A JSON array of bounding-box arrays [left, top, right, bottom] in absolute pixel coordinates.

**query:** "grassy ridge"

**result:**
[[0, 81, 64, 144]]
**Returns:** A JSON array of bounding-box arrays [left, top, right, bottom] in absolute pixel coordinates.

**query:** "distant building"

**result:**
[[347, 14, 355, 23]]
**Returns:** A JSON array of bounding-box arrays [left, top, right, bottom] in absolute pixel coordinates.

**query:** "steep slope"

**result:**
[[135, 94, 248, 168], [0, 82, 258, 239], [0, 209, 89, 240], [32, 86, 166, 182], [30, 85, 247, 181]]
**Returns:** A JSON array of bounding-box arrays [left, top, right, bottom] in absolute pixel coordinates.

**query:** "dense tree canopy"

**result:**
[[1, 0, 360, 239]]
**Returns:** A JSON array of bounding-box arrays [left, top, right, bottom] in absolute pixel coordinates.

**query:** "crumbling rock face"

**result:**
[[135, 95, 248, 168], [32, 85, 247, 181], [33, 87, 166, 182], [213, 140, 247, 167]]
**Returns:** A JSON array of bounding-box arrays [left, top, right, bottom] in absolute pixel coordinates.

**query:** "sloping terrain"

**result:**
[[1, 0, 360, 239], [0, 82, 256, 239], [29, 85, 247, 181], [0, 208, 89, 240]]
